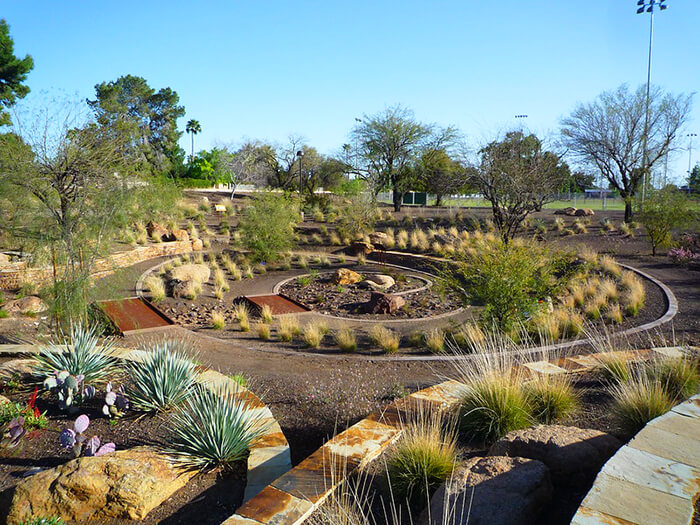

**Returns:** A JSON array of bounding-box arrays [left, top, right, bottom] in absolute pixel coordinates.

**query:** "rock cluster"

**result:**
[[553, 207, 594, 216], [364, 291, 405, 314]]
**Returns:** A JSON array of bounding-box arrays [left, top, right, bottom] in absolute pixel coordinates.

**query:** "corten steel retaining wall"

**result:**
[[0, 240, 196, 290]]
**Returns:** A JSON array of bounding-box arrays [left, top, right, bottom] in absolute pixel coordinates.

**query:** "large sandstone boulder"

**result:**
[[574, 208, 594, 217], [0, 253, 10, 265], [348, 240, 374, 256], [191, 238, 204, 251], [4, 296, 48, 315], [6, 446, 196, 523], [0, 359, 35, 380], [170, 263, 210, 284], [170, 280, 195, 299], [363, 274, 395, 290], [333, 268, 362, 285], [364, 291, 405, 314], [369, 231, 389, 248], [420, 456, 552, 525], [488, 425, 622, 486], [146, 221, 170, 241], [171, 228, 190, 242]]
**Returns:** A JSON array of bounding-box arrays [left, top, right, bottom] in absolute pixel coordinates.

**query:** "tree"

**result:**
[[560, 170, 595, 193], [352, 106, 453, 211], [185, 119, 201, 162], [0, 99, 180, 327], [0, 19, 34, 126], [238, 192, 300, 262], [638, 187, 698, 255], [472, 131, 569, 241], [561, 84, 693, 221], [87, 75, 186, 177], [417, 148, 472, 206], [688, 163, 700, 191]]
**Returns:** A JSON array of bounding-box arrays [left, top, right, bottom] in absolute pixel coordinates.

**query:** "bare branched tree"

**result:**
[[471, 131, 568, 241], [561, 84, 692, 221]]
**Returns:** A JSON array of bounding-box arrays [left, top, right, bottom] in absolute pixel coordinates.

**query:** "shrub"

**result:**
[[524, 375, 579, 424], [386, 411, 457, 507], [648, 356, 700, 402], [278, 315, 301, 342], [553, 217, 565, 231], [167, 384, 270, 471], [233, 303, 250, 332], [260, 304, 273, 324], [127, 340, 199, 413], [424, 328, 445, 353], [256, 322, 271, 340], [303, 322, 324, 349], [620, 222, 632, 236], [214, 269, 229, 291], [239, 192, 300, 262], [609, 373, 673, 435], [599, 278, 619, 302], [573, 219, 587, 234], [369, 325, 399, 354], [639, 187, 697, 255], [211, 311, 225, 330], [33, 324, 119, 385], [459, 372, 531, 443], [334, 327, 357, 352], [144, 275, 166, 302], [621, 283, 645, 316], [0, 309, 8, 319]]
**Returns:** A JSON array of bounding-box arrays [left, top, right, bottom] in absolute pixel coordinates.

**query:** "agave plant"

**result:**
[[126, 340, 199, 413], [33, 324, 119, 385], [166, 384, 270, 471]]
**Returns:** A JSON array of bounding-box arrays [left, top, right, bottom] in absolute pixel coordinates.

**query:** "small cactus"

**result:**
[[59, 415, 115, 457], [102, 383, 129, 418]]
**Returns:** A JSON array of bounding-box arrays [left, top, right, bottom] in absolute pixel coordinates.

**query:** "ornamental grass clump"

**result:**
[[370, 325, 400, 354], [144, 275, 166, 303], [608, 371, 673, 435], [424, 328, 445, 353], [33, 324, 119, 385], [167, 384, 270, 471], [278, 315, 301, 342], [303, 322, 324, 349], [127, 340, 199, 413], [599, 255, 622, 278], [523, 374, 579, 424], [256, 322, 271, 340], [334, 326, 357, 353], [211, 311, 226, 330], [620, 275, 645, 316], [647, 355, 700, 402], [596, 352, 632, 384], [260, 304, 274, 324], [386, 410, 457, 507], [233, 303, 250, 332]]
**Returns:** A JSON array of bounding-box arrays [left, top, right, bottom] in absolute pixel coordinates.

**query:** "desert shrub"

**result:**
[[144, 275, 166, 302], [239, 191, 300, 262], [553, 217, 565, 231], [444, 238, 577, 333], [605, 304, 623, 324], [424, 328, 445, 353], [609, 372, 673, 434], [620, 222, 632, 236], [335, 188, 377, 240], [303, 322, 324, 349], [369, 325, 400, 354], [167, 384, 269, 471], [639, 187, 698, 255], [573, 219, 587, 234], [334, 327, 357, 352], [127, 340, 199, 413], [211, 311, 225, 330], [33, 324, 119, 384], [233, 303, 250, 332], [386, 411, 457, 507], [524, 375, 579, 424], [459, 372, 531, 443]]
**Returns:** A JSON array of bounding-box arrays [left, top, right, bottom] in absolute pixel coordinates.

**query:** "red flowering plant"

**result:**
[[0, 387, 48, 432]]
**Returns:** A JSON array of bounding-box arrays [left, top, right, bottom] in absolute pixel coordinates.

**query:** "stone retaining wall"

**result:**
[[0, 240, 195, 290]]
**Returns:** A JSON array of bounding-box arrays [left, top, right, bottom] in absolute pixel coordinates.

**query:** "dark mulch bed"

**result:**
[[279, 270, 462, 320], [0, 375, 245, 525]]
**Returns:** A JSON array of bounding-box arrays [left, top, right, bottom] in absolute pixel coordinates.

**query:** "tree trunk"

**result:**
[[624, 200, 633, 222], [393, 189, 403, 212], [436, 194, 443, 207]]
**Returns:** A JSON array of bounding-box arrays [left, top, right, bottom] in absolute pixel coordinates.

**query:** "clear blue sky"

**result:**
[[4, 0, 700, 183]]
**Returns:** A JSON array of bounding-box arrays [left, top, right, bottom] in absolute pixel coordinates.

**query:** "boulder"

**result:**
[[0, 253, 10, 265], [170, 263, 210, 284], [191, 238, 204, 251], [6, 446, 196, 523], [170, 280, 195, 299], [419, 456, 552, 525], [348, 241, 374, 256], [369, 231, 389, 248], [171, 229, 190, 242], [573, 208, 592, 216], [333, 268, 362, 285], [146, 221, 170, 241], [4, 296, 48, 315], [583, 208, 595, 216], [364, 274, 395, 290], [554, 207, 577, 216], [0, 359, 36, 380], [364, 292, 406, 314], [488, 425, 622, 486]]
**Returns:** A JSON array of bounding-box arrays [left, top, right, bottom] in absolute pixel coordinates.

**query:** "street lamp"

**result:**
[[688, 133, 698, 175], [296, 150, 304, 195], [637, 0, 668, 201], [354, 117, 362, 170]]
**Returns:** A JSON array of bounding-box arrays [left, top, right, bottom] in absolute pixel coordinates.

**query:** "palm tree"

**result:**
[[186, 119, 201, 163]]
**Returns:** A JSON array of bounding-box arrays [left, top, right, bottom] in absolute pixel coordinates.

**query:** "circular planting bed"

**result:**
[[277, 266, 462, 320]]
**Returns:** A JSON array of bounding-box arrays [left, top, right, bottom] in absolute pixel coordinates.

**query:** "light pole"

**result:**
[[637, 0, 667, 201], [296, 150, 304, 195], [514, 114, 528, 132], [354, 117, 362, 171], [688, 133, 698, 177]]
